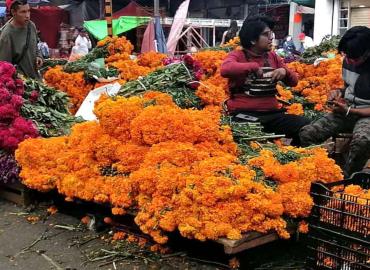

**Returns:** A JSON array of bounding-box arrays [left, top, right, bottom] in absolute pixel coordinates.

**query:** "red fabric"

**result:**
[[30, 6, 69, 49], [6, 0, 12, 12], [220, 49, 298, 113], [113, 2, 152, 18], [294, 13, 302, 23]]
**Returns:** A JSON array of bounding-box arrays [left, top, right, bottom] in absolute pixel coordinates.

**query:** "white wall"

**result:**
[[289, 2, 302, 49], [313, 0, 340, 44]]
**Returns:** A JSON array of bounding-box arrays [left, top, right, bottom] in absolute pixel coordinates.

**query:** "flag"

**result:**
[[166, 0, 190, 55]]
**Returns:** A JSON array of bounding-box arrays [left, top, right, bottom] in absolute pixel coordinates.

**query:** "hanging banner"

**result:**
[[166, 0, 190, 55]]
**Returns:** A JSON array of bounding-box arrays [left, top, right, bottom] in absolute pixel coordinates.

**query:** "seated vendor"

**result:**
[[300, 26, 370, 177], [220, 16, 310, 145]]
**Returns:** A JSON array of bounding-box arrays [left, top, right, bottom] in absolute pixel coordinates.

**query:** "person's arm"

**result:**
[[33, 26, 43, 67], [220, 31, 227, 45], [350, 107, 370, 117], [0, 33, 13, 62], [332, 101, 370, 117], [220, 51, 260, 78], [274, 53, 298, 86]]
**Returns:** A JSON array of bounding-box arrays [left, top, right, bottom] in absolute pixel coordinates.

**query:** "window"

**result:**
[[339, 1, 350, 36]]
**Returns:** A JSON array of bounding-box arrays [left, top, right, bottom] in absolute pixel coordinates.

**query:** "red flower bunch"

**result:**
[[0, 61, 38, 151]]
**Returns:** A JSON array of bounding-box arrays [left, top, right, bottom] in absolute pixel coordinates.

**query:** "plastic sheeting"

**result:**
[[84, 16, 150, 40]]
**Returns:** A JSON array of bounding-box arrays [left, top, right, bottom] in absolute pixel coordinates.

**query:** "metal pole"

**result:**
[[105, 0, 113, 37], [154, 0, 159, 17]]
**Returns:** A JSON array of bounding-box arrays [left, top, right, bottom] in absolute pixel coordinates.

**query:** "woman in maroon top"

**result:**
[[221, 16, 310, 145]]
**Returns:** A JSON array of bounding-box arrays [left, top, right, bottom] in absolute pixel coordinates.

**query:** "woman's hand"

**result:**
[[271, 68, 287, 81], [328, 89, 343, 102], [332, 100, 348, 114]]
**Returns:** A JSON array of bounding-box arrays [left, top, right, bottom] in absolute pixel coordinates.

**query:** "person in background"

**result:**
[[74, 28, 91, 56], [300, 26, 370, 177], [298, 32, 314, 52], [37, 32, 49, 59], [283, 35, 296, 54], [220, 16, 310, 145], [0, 0, 42, 79], [221, 20, 239, 45]]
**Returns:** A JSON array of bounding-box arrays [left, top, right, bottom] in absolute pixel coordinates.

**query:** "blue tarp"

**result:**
[[154, 16, 167, 53], [0, 7, 6, 18]]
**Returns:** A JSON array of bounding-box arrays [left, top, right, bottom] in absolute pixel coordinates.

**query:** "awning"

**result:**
[[291, 0, 315, 7], [84, 16, 151, 40]]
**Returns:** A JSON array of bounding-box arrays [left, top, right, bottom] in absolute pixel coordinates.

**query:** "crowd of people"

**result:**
[[0, 0, 369, 177]]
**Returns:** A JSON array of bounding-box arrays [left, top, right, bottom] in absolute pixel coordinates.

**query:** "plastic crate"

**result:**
[[307, 226, 370, 270], [310, 172, 370, 241], [307, 172, 370, 269]]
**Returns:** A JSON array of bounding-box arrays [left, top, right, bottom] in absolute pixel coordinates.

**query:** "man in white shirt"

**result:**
[[74, 28, 91, 56], [298, 32, 314, 52]]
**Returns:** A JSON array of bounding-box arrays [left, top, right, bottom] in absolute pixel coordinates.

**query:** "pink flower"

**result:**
[[188, 81, 200, 90], [5, 79, 16, 92], [0, 117, 39, 151], [10, 95, 24, 110], [14, 79, 24, 96], [2, 136, 19, 151], [194, 70, 203, 81], [163, 58, 173, 66], [0, 88, 11, 105], [183, 54, 194, 67], [0, 61, 16, 80], [29, 90, 39, 103], [193, 61, 202, 72], [12, 117, 37, 134], [0, 104, 19, 120]]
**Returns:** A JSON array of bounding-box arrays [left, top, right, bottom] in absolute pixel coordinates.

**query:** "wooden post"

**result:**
[[105, 0, 113, 37]]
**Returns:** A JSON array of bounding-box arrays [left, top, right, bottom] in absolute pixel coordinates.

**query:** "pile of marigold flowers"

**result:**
[[221, 36, 241, 49], [44, 37, 169, 113], [193, 50, 230, 107], [287, 56, 344, 107], [16, 91, 343, 244]]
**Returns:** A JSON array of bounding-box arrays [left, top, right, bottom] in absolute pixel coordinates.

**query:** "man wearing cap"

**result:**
[[298, 32, 314, 52], [0, 0, 42, 79]]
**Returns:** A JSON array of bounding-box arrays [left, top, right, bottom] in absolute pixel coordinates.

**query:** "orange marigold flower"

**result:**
[[298, 221, 309, 234], [47, 206, 58, 215]]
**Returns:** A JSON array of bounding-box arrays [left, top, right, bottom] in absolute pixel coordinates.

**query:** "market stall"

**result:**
[[0, 35, 368, 268]]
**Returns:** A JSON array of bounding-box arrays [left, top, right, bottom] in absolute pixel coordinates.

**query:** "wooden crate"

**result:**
[[216, 226, 297, 255], [0, 181, 32, 206]]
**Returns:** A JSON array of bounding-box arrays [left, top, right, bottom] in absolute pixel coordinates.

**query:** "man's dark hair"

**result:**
[[10, 0, 28, 12], [338, 26, 370, 59], [239, 16, 275, 49]]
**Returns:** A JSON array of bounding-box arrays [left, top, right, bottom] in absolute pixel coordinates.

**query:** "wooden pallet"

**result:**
[[0, 181, 32, 206], [216, 226, 297, 255]]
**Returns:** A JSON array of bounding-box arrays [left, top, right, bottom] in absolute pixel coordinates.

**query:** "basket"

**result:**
[[307, 172, 370, 269], [307, 226, 370, 270], [310, 172, 370, 240]]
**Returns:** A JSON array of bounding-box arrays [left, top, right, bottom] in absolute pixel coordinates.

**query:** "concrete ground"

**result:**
[[0, 199, 307, 270], [0, 200, 226, 270]]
